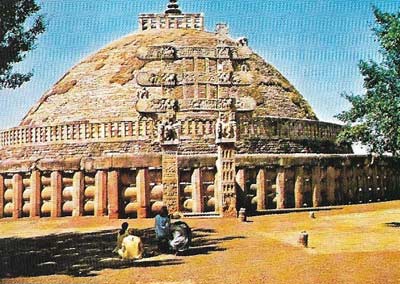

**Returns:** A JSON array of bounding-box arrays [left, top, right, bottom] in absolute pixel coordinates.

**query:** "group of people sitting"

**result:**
[[113, 206, 191, 260]]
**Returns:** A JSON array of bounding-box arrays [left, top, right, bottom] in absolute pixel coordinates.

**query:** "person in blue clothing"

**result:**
[[155, 206, 170, 253]]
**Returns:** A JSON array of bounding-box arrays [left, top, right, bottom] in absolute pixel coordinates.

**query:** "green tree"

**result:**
[[0, 0, 45, 89], [336, 8, 400, 156]]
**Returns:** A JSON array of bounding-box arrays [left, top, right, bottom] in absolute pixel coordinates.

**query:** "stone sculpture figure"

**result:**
[[216, 23, 229, 36], [164, 73, 177, 85], [216, 120, 223, 139], [165, 120, 176, 141], [220, 98, 233, 109], [137, 88, 149, 99], [231, 73, 241, 84], [149, 73, 159, 84], [218, 47, 230, 58], [237, 37, 248, 46], [216, 112, 237, 142], [165, 99, 178, 111], [241, 64, 249, 72], [225, 120, 236, 139], [218, 72, 231, 83], [162, 46, 176, 58], [159, 118, 180, 143]]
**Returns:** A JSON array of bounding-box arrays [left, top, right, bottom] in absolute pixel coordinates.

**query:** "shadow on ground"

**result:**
[[385, 222, 400, 228], [0, 226, 245, 278]]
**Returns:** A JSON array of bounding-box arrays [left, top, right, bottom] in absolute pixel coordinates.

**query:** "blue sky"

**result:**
[[0, 0, 399, 129]]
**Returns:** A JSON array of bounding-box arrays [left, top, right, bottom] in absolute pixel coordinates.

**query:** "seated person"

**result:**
[[155, 206, 170, 253], [113, 222, 129, 253], [118, 229, 144, 260]]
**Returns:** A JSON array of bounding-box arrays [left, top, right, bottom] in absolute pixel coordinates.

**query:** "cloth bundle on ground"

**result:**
[[168, 221, 192, 252]]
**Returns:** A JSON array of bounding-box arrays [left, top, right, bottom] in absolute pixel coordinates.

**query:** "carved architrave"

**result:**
[[140, 45, 176, 60], [179, 98, 234, 112], [136, 98, 178, 113], [136, 72, 179, 86], [136, 97, 255, 114], [177, 47, 216, 58], [139, 45, 249, 60], [136, 71, 250, 87], [181, 72, 249, 86], [182, 72, 216, 84]]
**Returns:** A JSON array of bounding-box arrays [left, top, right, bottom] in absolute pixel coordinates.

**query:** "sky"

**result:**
[[0, 0, 400, 130]]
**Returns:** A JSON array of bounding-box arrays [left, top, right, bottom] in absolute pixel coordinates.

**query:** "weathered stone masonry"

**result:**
[[0, 154, 399, 219]]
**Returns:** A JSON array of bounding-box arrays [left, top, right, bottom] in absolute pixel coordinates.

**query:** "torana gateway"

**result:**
[[0, 1, 399, 219]]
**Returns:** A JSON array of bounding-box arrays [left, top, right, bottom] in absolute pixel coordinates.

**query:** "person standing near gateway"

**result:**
[[155, 206, 170, 252]]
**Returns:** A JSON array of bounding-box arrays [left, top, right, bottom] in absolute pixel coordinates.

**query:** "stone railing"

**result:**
[[0, 117, 341, 147], [0, 119, 157, 147], [0, 153, 399, 220], [238, 116, 342, 142]]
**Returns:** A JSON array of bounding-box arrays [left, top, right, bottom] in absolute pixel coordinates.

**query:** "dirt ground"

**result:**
[[1, 201, 400, 284]]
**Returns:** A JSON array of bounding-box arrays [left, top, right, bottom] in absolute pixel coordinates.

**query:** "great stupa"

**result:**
[[0, 0, 397, 220]]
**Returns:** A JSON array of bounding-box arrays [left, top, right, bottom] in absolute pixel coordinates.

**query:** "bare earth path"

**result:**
[[1, 201, 400, 284]]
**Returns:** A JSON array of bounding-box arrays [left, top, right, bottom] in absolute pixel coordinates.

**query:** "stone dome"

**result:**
[[0, 6, 349, 162], [21, 28, 316, 127]]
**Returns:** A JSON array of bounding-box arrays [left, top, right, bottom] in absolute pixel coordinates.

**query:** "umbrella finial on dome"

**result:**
[[165, 0, 182, 14]]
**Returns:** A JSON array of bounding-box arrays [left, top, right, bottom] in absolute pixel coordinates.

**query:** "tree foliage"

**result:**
[[336, 8, 400, 156], [0, 0, 45, 89]]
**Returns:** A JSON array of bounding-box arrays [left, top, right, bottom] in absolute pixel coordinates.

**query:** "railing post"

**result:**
[[30, 170, 41, 217], [72, 171, 84, 217], [12, 174, 23, 219], [107, 170, 120, 219], [51, 171, 62, 217], [137, 168, 150, 218], [95, 170, 108, 216]]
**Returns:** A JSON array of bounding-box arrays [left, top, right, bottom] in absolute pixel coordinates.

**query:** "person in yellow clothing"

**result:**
[[118, 229, 144, 260]]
